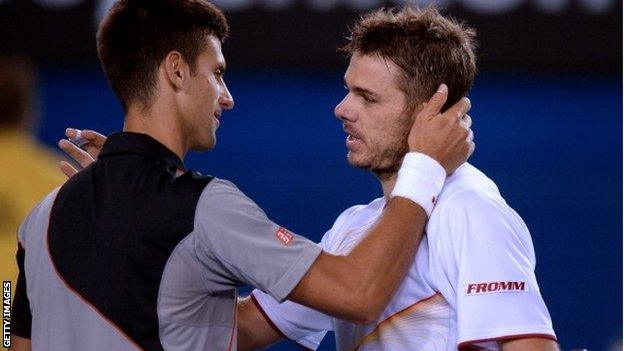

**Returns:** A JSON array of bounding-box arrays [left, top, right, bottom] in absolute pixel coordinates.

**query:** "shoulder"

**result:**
[[195, 177, 269, 221], [199, 177, 252, 204], [321, 197, 384, 249], [433, 164, 510, 216], [19, 186, 62, 246], [201, 177, 240, 194], [331, 197, 384, 232], [429, 165, 531, 248], [341, 197, 384, 221], [436, 163, 500, 203]]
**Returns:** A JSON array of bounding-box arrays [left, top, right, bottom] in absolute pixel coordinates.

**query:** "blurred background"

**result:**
[[0, 0, 621, 350]]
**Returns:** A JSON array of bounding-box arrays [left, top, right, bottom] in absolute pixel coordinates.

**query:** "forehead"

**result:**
[[344, 52, 402, 91], [197, 34, 225, 65]]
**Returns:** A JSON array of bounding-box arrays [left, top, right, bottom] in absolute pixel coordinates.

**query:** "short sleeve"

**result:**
[[246, 212, 358, 349], [194, 178, 322, 302], [439, 190, 556, 348]]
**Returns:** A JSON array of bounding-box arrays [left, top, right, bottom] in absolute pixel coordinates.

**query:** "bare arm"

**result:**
[[288, 86, 473, 324], [237, 296, 282, 351], [234, 201, 426, 345], [9, 336, 31, 351], [502, 338, 560, 351], [289, 198, 426, 323]]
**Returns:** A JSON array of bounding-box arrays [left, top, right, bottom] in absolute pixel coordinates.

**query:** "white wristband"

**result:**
[[391, 152, 446, 217]]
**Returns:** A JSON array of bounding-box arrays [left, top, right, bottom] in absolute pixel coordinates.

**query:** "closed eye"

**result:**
[[362, 94, 376, 103]]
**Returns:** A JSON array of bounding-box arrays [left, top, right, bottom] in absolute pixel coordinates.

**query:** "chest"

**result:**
[[327, 222, 452, 350]]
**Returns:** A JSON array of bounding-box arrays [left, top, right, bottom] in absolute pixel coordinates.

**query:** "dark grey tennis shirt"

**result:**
[[12, 132, 321, 350]]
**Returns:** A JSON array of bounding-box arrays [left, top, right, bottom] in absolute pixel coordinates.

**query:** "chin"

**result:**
[[347, 152, 373, 170], [192, 138, 216, 152]]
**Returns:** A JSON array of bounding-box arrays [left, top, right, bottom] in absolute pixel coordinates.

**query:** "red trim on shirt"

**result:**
[[250, 293, 314, 351], [458, 333, 558, 350]]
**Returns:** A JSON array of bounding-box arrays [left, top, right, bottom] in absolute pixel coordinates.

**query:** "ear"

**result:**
[[163, 51, 188, 91]]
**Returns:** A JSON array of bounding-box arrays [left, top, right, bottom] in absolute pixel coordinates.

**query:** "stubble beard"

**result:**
[[350, 114, 412, 182]]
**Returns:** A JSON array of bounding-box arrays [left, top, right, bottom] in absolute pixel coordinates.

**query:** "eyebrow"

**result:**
[[344, 79, 380, 99]]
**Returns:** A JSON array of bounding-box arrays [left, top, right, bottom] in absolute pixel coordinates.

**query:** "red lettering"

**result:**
[[499, 281, 513, 290], [512, 281, 525, 291], [467, 281, 527, 295], [476, 283, 488, 293]]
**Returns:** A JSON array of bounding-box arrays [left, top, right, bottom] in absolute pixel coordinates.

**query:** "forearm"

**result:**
[[501, 337, 560, 351], [331, 197, 426, 315], [290, 197, 426, 323]]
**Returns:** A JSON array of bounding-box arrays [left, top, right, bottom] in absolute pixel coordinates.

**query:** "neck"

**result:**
[[379, 171, 399, 202], [123, 99, 187, 162]]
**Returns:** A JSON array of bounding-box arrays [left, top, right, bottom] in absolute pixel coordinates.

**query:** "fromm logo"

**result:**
[[466, 281, 526, 295]]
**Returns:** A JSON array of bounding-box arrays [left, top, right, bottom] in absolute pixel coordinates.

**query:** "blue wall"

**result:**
[[36, 68, 621, 351]]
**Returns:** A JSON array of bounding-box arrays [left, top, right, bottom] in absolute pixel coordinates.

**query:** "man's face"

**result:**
[[181, 34, 234, 151], [335, 52, 412, 176]]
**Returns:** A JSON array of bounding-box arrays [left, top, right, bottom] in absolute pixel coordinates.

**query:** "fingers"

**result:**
[[444, 97, 471, 121], [467, 140, 476, 158], [65, 128, 106, 159], [461, 114, 472, 129], [59, 161, 78, 178], [81, 130, 107, 158], [79, 129, 106, 147], [65, 128, 79, 140], [419, 84, 449, 118], [58, 139, 95, 169]]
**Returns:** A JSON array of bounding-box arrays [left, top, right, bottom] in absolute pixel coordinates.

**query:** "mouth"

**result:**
[[346, 134, 360, 142], [212, 110, 222, 128], [344, 125, 364, 150]]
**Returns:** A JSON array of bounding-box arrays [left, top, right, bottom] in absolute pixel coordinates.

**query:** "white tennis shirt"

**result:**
[[253, 163, 556, 350]]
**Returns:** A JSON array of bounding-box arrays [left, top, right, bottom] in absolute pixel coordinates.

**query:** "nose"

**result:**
[[334, 95, 355, 122], [219, 84, 234, 111]]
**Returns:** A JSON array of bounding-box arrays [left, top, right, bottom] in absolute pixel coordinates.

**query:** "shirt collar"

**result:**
[[98, 132, 186, 171]]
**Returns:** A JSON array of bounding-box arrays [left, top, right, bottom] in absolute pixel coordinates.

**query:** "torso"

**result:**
[[323, 163, 501, 351]]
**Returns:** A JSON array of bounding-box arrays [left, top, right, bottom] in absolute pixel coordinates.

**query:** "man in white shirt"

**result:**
[[241, 7, 558, 351]]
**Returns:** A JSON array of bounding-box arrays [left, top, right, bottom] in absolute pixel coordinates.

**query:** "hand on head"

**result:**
[[408, 84, 474, 175]]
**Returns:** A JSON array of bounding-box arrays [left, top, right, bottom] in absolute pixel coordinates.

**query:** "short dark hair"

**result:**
[[341, 7, 477, 111], [0, 55, 36, 129], [97, 0, 229, 111]]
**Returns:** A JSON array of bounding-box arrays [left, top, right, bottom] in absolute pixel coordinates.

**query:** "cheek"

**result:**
[[371, 114, 410, 147], [367, 114, 393, 139]]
